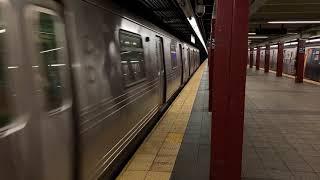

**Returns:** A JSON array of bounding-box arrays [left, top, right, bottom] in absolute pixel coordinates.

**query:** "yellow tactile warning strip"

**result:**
[[116, 61, 207, 180]]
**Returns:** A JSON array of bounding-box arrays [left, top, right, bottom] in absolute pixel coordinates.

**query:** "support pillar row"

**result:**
[[256, 47, 260, 70], [249, 47, 253, 68], [276, 42, 284, 77], [264, 44, 270, 73], [295, 39, 306, 83]]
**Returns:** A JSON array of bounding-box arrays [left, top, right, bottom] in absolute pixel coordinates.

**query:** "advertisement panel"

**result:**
[[283, 47, 297, 75], [304, 47, 320, 81]]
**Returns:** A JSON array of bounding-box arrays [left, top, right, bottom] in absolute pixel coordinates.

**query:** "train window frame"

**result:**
[[170, 41, 178, 69], [118, 29, 147, 88], [0, 0, 30, 137], [25, 5, 71, 115], [0, 0, 12, 134]]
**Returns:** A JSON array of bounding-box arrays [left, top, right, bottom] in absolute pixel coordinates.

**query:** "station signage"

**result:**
[[191, 34, 195, 44]]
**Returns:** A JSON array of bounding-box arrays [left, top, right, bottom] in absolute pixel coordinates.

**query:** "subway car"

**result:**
[[0, 0, 201, 180], [249, 42, 320, 82]]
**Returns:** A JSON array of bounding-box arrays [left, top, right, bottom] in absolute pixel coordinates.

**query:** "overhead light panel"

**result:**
[[268, 21, 320, 24], [287, 33, 298, 35], [285, 39, 297, 43], [248, 36, 268, 39], [284, 42, 298, 46], [187, 16, 207, 53], [309, 35, 320, 39], [306, 38, 320, 43], [248, 32, 256, 35]]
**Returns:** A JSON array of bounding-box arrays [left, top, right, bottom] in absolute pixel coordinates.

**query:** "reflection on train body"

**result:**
[[0, 0, 201, 180]]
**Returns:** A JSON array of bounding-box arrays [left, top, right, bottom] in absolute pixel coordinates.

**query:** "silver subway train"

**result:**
[[250, 42, 320, 81], [0, 0, 201, 179]]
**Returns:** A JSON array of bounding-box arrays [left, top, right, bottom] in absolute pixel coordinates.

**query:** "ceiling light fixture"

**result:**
[[248, 32, 256, 35], [285, 39, 297, 43], [248, 36, 268, 39], [309, 35, 320, 39], [187, 16, 207, 53], [268, 21, 320, 24], [284, 42, 298, 46], [306, 38, 320, 43]]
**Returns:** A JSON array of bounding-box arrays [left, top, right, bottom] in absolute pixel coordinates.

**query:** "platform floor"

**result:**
[[116, 61, 208, 180], [117, 63, 320, 180], [243, 68, 320, 180]]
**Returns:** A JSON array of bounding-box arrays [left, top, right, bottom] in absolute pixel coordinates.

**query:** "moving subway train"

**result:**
[[0, 0, 201, 179], [250, 42, 320, 82]]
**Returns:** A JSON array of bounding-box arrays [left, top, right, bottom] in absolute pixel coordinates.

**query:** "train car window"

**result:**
[[37, 12, 64, 111], [119, 30, 146, 87], [170, 42, 177, 69], [0, 7, 11, 129], [0, 32, 10, 129]]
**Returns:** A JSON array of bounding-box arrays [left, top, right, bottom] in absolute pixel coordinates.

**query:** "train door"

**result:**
[[25, 3, 74, 180], [179, 44, 183, 85], [0, 1, 29, 179], [155, 36, 166, 104]]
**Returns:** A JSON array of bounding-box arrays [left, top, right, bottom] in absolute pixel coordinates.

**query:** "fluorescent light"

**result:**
[[248, 36, 268, 39], [49, 63, 66, 67], [284, 42, 298, 46], [306, 38, 320, 43], [261, 46, 266, 49], [187, 16, 207, 53], [268, 21, 320, 24], [0, 29, 6, 33], [248, 32, 256, 35], [8, 66, 18, 69], [285, 39, 297, 42], [40, 47, 63, 54], [270, 45, 278, 48], [287, 33, 298, 35], [309, 35, 320, 39]]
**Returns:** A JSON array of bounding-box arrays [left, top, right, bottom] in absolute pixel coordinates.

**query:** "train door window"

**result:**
[[0, 21, 10, 129], [38, 12, 64, 111], [170, 41, 177, 69], [27, 7, 68, 112], [119, 30, 146, 87]]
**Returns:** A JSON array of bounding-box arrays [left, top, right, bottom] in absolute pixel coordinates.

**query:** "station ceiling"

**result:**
[[116, 0, 320, 49], [115, 0, 212, 55], [249, 0, 320, 45]]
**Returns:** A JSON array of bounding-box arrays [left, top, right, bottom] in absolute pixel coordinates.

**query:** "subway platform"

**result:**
[[117, 60, 210, 180], [243, 68, 320, 180], [117, 62, 320, 180]]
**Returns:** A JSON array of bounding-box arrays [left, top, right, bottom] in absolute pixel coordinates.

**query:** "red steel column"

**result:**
[[209, 20, 215, 112], [264, 44, 270, 73], [256, 47, 260, 70], [295, 39, 306, 83], [210, 0, 248, 179], [276, 42, 284, 77], [249, 47, 254, 68], [208, 39, 212, 112]]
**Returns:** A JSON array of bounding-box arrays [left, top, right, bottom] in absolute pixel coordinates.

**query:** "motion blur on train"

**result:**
[[250, 41, 320, 81], [0, 0, 201, 179]]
